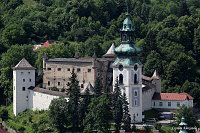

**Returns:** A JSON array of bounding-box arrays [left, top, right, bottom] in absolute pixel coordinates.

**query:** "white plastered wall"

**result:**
[[152, 99, 193, 109], [13, 70, 35, 116], [28, 90, 69, 111]]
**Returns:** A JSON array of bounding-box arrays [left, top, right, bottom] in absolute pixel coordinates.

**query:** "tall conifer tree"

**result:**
[[94, 76, 101, 97], [79, 88, 91, 130], [122, 93, 131, 132], [67, 68, 81, 132], [112, 78, 123, 133]]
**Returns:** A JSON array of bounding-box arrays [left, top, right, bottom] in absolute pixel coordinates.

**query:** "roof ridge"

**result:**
[[13, 58, 35, 70]]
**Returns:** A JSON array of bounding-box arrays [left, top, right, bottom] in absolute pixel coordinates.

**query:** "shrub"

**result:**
[[50, 87, 59, 91], [0, 106, 8, 121], [144, 125, 151, 133], [154, 122, 162, 131]]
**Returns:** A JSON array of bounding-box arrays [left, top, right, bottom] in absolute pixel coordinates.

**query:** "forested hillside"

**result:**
[[0, 0, 200, 107]]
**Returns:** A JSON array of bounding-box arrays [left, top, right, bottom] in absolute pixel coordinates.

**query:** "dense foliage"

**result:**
[[0, 0, 200, 108], [0, 105, 55, 133], [176, 104, 199, 127], [49, 97, 69, 132]]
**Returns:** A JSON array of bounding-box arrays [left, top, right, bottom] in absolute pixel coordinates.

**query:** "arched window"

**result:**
[[123, 35, 127, 41], [134, 90, 138, 97], [119, 74, 123, 84], [124, 24, 127, 29], [134, 74, 137, 84]]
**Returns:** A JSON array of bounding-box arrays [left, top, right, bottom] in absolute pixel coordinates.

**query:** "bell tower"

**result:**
[[112, 13, 143, 123]]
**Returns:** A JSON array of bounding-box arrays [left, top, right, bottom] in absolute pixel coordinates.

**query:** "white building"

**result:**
[[13, 58, 68, 116], [152, 93, 193, 110]]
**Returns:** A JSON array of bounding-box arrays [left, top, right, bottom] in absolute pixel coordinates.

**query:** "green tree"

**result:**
[[0, 44, 36, 105], [112, 78, 123, 133], [182, 81, 200, 108], [154, 122, 162, 131], [49, 97, 69, 132], [166, 53, 196, 87], [144, 50, 163, 76], [193, 26, 200, 65], [84, 94, 112, 133], [79, 88, 91, 130], [67, 68, 81, 132], [122, 93, 131, 132], [0, 106, 8, 121], [176, 104, 198, 127], [2, 24, 27, 46], [94, 76, 102, 97]]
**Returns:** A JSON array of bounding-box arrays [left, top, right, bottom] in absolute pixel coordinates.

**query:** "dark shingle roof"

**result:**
[[47, 58, 93, 63], [29, 87, 68, 97], [142, 84, 156, 92], [13, 58, 35, 70]]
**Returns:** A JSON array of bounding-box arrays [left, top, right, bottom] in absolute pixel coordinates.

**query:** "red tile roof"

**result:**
[[152, 93, 193, 101], [42, 41, 51, 47]]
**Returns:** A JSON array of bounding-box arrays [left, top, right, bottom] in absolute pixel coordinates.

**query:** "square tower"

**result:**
[[13, 58, 35, 116]]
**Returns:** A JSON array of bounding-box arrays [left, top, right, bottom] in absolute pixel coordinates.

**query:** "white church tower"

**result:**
[[112, 13, 143, 123], [13, 58, 35, 116]]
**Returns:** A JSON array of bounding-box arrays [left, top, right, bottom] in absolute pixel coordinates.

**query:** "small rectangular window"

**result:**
[[159, 102, 163, 106], [58, 82, 60, 86], [67, 68, 70, 71], [154, 102, 155, 106], [88, 69, 91, 72], [23, 79, 25, 82], [48, 81, 50, 86], [81, 84, 84, 88], [134, 100, 137, 106], [29, 79, 31, 82], [57, 68, 61, 71], [22, 87, 25, 91], [177, 102, 180, 107], [168, 102, 171, 107], [28, 72, 30, 74], [47, 68, 51, 71], [77, 68, 81, 72]]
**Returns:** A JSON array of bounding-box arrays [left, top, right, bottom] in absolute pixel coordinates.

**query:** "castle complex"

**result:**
[[13, 14, 193, 123]]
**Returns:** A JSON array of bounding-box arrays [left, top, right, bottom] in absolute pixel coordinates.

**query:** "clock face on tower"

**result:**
[[119, 64, 123, 71]]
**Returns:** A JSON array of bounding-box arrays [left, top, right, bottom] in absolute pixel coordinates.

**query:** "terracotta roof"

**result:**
[[29, 87, 68, 97], [13, 58, 35, 70], [42, 41, 51, 47], [152, 93, 193, 101]]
